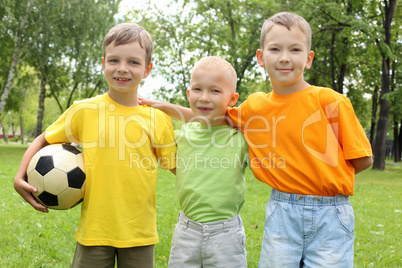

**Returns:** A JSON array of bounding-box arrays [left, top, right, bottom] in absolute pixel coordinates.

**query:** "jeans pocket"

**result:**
[[265, 199, 279, 224], [335, 203, 355, 237]]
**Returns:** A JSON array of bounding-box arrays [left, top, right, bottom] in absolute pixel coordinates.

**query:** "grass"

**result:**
[[0, 143, 401, 267]]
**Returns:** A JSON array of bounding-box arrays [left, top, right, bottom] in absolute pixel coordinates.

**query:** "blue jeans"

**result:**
[[168, 212, 247, 268], [259, 189, 354, 268]]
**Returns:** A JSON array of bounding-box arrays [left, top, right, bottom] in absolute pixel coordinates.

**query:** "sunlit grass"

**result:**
[[1, 144, 401, 267]]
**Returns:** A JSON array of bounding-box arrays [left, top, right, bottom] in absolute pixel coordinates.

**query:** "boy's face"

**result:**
[[187, 69, 238, 126], [256, 24, 314, 94], [102, 41, 152, 96]]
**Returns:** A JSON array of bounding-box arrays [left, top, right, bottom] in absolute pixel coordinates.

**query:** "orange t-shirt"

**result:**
[[227, 86, 372, 196]]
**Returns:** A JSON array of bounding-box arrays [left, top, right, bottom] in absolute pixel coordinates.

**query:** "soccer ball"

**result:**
[[27, 144, 86, 210]]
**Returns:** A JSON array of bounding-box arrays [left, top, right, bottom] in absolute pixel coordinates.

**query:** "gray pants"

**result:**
[[168, 212, 247, 268]]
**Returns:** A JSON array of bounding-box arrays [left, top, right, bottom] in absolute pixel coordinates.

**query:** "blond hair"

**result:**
[[260, 12, 312, 51], [192, 56, 237, 91], [103, 23, 153, 65]]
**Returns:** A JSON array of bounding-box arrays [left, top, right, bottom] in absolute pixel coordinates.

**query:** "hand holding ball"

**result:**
[[27, 144, 86, 210]]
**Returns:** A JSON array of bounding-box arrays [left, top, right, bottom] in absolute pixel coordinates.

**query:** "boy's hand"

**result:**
[[138, 97, 160, 107], [138, 97, 194, 123], [14, 177, 49, 213]]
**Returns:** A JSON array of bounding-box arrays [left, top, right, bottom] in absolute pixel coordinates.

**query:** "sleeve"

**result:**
[[45, 103, 81, 144], [226, 92, 267, 131], [153, 110, 177, 170], [325, 95, 372, 160], [227, 96, 251, 130]]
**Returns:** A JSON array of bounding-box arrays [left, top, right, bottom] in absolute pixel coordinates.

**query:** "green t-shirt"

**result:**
[[175, 122, 248, 223]]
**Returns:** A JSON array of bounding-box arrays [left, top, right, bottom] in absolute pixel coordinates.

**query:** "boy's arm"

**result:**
[[14, 132, 50, 213], [349, 156, 373, 174], [139, 98, 194, 123]]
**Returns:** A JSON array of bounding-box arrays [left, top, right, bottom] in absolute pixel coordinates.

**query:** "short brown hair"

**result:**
[[260, 12, 312, 51], [192, 56, 237, 91], [102, 23, 153, 65]]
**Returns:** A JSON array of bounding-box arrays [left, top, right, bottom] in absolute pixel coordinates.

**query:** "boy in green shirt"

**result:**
[[148, 56, 248, 267]]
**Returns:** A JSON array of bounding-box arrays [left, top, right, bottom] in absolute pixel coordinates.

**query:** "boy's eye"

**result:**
[[212, 89, 221, 93], [109, 59, 118, 63], [192, 88, 201, 91], [269, 48, 279, 52], [130, 61, 139, 65]]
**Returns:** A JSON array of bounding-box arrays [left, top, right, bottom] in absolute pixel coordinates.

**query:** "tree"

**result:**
[[129, 0, 279, 105], [0, 0, 35, 116], [293, 0, 363, 94], [387, 55, 402, 162], [388, 1, 401, 162], [49, 0, 119, 111], [23, 0, 120, 136], [373, 0, 397, 170], [125, 0, 398, 168]]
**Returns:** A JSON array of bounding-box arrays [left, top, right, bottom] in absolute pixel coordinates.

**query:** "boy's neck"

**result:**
[[197, 118, 228, 127], [272, 81, 311, 95], [107, 90, 139, 107]]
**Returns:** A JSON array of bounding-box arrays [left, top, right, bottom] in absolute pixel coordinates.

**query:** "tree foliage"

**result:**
[[0, 0, 400, 164], [129, 0, 282, 105], [0, 0, 120, 138]]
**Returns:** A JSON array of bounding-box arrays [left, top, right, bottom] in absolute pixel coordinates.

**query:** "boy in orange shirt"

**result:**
[[140, 12, 373, 267]]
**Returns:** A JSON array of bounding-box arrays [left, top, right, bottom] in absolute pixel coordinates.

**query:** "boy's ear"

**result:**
[[186, 88, 190, 101], [305, 51, 314, 69], [101, 58, 105, 70], [143, 62, 153, 78], [228, 92, 239, 107], [256, 49, 265, 67]]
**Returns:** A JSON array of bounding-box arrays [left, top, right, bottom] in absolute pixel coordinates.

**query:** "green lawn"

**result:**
[[0, 143, 401, 267]]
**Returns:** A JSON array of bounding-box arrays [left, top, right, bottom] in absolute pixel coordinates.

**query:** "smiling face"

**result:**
[[102, 41, 152, 106], [257, 24, 314, 94], [187, 68, 238, 126]]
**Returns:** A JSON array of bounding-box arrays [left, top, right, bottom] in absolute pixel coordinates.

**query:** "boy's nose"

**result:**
[[117, 63, 128, 72], [279, 53, 290, 63], [199, 92, 210, 102]]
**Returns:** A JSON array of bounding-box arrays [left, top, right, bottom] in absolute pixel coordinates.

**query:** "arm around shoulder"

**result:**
[[139, 97, 194, 122], [14, 132, 50, 213], [349, 156, 373, 174]]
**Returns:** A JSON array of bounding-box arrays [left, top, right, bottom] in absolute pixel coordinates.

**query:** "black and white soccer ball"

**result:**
[[27, 144, 86, 210]]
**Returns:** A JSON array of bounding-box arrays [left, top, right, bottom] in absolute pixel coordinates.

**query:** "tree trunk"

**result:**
[[11, 123, 16, 137], [399, 119, 402, 162], [0, 0, 32, 116], [373, 60, 391, 170], [19, 110, 25, 144], [0, 120, 8, 143], [0, 37, 21, 116], [35, 71, 47, 137], [372, 0, 396, 170], [394, 121, 400, 162], [330, 33, 337, 92], [67, 82, 80, 108], [370, 86, 379, 145]]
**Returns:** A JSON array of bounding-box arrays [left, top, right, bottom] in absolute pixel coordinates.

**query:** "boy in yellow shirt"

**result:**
[[140, 12, 373, 267], [14, 23, 176, 267]]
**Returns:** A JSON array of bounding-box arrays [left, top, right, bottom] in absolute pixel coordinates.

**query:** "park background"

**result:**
[[0, 0, 401, 267]]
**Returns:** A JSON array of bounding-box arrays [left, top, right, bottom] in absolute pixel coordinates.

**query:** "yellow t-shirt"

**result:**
[[45, 94, 176, 247], [227, 86, 372, 196]]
